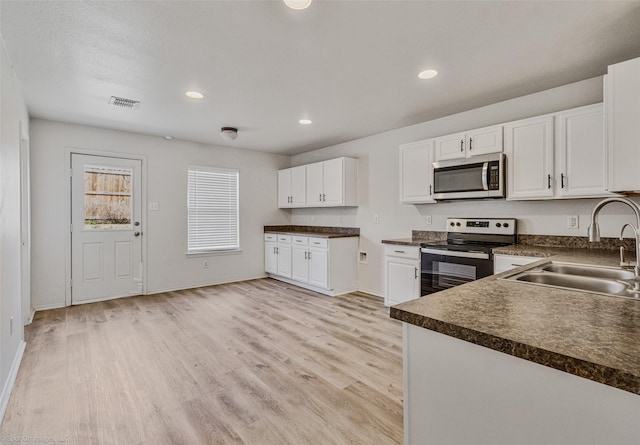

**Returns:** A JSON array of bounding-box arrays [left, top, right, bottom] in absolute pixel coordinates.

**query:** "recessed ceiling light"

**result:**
[[284, 0, 312, 10], [185, 91, 205, 99], [299, 119, 312, 125], [418, 69, 438, 80]]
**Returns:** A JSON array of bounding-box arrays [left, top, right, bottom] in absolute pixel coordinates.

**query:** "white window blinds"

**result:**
[[187, 166, 239, 252]]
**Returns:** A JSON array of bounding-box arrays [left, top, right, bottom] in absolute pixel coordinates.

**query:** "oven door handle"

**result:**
[[481, 162, 489, 191], [421, 248, 490, 260]]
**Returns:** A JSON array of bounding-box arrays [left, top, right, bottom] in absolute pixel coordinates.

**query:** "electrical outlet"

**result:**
[[359, 251, 368, 264], [426, 215, 433, 225], [149, 202, 159, 211], [567, 215, 579, 229], [203, 260, 209, 269], [374, 215, 380, 224]]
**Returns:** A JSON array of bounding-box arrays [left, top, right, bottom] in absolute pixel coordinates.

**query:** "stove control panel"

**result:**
[[447, 218, 516, 235]]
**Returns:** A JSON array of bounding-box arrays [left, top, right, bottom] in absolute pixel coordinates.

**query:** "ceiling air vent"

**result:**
[[108, 96, 140, 109]]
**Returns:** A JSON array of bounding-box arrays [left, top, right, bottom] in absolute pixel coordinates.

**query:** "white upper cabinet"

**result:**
[[399, 139, 435, 204], [279, 157, 357, 208], [606, 56, 640, 193], [505, 116, 555, 200], [278, 166, 306, 208], [555, 104, 614, 199], [305, 157, 358, 208], [506, 104, 613, 201], [434, 125, 503, 161]]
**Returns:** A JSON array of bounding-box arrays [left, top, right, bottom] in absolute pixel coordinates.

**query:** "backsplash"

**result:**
[[518, 234, 635, 251]]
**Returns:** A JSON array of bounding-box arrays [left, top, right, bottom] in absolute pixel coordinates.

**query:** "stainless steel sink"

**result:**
[[540, 263, 635, 281], [500, 261, 640, 299]]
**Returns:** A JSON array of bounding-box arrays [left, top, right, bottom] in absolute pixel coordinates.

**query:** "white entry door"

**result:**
[[71, 154, 143, 304]]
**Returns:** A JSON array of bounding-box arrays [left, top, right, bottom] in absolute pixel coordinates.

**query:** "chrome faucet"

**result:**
[[588, 197, 640, 277], [620, 223, 636, 269]]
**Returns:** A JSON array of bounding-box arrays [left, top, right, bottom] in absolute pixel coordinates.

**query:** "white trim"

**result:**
[[144, 275, 267, 296], [266, 274, 345, 297], [65, 147, 147, 307], [358, 287, 384, 298], [0, 340, 26, 425], [26, 308, 35, 325], [32, 303, 66, 311]]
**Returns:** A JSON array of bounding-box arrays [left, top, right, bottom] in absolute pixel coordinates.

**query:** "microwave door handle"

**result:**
[[482, 162, 489, 190]]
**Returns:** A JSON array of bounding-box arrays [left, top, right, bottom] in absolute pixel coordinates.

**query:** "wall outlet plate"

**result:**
[[426, 215, 433, 225], [567, 215, 579, 229]]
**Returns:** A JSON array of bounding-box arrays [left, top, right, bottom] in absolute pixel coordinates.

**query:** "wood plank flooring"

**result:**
[[1, 278, 403, 444]]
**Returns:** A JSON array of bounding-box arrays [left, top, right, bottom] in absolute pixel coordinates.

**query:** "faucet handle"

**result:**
[[620, 246, 635, 269]]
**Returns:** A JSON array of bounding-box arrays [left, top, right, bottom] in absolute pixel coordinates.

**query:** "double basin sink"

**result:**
[[501, 261, 640, 299]]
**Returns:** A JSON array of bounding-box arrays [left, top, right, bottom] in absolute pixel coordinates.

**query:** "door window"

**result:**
[[83, 165, 133, 230]]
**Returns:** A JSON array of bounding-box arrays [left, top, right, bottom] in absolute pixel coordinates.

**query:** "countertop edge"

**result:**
[[265, 231, 359, 239], [390, 306, 640, 395]]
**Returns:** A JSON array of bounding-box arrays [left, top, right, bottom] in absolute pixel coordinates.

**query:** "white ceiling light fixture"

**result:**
[[418, 69, 438, 80], [299, 119, 312, 125], [221, 127, 238, 141], [284, 0, 312, 10], [185, 91, 205, 99]]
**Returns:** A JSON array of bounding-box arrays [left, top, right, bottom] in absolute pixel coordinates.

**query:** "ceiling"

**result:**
[[2, 1, 640, 156]]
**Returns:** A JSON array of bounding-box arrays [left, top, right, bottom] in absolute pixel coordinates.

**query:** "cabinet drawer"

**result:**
[[265, 233, 277, 242], [292, 236, 309, 246], [277, 235, 292, 244], [494, 254, 540, 274], [308, 237, 329, 249], [384, 245, 420, 260]]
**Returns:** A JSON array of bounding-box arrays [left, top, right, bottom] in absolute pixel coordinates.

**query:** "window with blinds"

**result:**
[[187, 166, 239, 252]]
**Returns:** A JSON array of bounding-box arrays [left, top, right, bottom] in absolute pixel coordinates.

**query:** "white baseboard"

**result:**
[[0, 340, 26, 425], [32, 302, 66, 311], [358, 288, 384, 299], [145, 275, 268, 296]]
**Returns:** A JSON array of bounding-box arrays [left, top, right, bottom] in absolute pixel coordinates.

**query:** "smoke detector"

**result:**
[[220, 127, 238, 141], [108, 96, 140, 109]]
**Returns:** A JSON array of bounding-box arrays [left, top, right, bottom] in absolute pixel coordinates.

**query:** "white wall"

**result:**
[[0, 38, 28, 418], [30, 119, 290, 310], [291, 76, 638, 297]]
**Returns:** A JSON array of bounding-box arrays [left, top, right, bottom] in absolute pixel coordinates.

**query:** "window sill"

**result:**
[[186, 249, 242, 258]]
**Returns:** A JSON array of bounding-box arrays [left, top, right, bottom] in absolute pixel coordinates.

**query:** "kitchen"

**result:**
[[2, 1, 640, 444]]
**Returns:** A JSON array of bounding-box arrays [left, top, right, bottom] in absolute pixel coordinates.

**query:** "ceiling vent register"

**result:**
[[108, 96, 140, 109]]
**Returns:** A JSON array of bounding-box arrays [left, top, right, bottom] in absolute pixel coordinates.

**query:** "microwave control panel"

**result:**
[[488, 161, 500, 190]]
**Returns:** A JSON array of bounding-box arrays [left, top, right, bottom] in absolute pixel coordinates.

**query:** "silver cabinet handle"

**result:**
[[547, 174, 552, 189], [319, 193, 322, 201], [304, 251, 308, 260], [429, 184, 432, 196], [308, 251, 311, 259], [460, 139, 464, 152], [414, 267, 418, 279], [561, 173, 565, 189], [394, 250, 405, 254], [469, 137, 472, 151], [323, 193, 326, 201]]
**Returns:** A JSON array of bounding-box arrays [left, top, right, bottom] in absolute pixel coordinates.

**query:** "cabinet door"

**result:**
[[505, 116, 554, 200], [556, 104, 613, 198], [322, 158, 344, 206], [399, 140, 435, 204], [386, 258, 420, 306], [290, 165, 307, 207], [607, 57, 640, 192], [291, 245, 309, 282], [308, 247, 329, 288], [265, 242, 278, 274], [493, 254, 539, 274], [277, 169, 292, 208], [434, 132, 466, 161], [467, 125, 503, 157], [305, 162, 324, 207], [277, 244, 292, 278]]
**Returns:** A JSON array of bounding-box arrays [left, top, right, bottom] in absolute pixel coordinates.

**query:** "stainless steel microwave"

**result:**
[[432, 153, 505, 200]]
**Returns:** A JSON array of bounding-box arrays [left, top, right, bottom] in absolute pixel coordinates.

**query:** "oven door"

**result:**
[[420, 248, 493, 295]]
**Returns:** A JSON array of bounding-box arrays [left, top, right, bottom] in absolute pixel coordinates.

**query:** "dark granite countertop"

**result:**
[[264, 225, 359, 238], [391, 247, 640, 395]]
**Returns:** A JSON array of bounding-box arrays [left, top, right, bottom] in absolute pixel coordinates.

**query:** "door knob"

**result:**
[[134, 232, 141, 237], [134, 221, 140, 226]]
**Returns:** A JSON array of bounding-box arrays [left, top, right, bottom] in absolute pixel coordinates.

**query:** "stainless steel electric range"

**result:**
[[420, 217, 517, 295]]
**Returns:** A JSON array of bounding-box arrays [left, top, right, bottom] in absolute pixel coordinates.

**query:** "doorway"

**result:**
[[70, 153, 143, 304]]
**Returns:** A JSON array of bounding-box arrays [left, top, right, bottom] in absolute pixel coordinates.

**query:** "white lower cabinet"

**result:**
[[385, 245, 421, 306], [266, 234, 292, 278], [265, 234, 278, 274], [265, 233, 358, 296], [493, 254, 540, 274]]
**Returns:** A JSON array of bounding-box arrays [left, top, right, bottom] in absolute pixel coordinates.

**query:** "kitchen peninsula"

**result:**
[[391, 247, 640, 445]]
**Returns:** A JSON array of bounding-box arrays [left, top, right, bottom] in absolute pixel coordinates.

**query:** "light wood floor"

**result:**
[[1, 278, 403, 444]]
